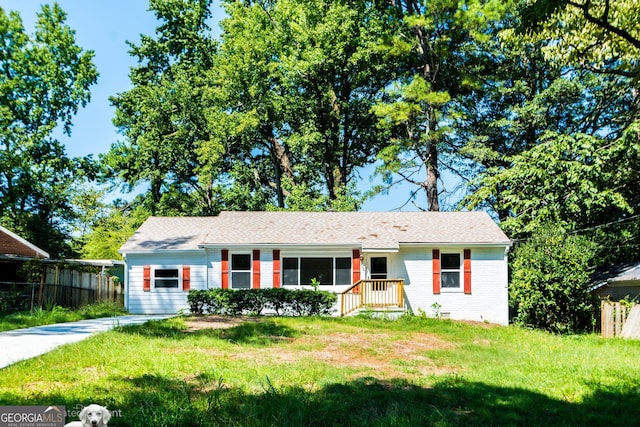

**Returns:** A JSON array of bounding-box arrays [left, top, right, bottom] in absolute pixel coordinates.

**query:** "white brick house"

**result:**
[[119, 211, 512, 324]]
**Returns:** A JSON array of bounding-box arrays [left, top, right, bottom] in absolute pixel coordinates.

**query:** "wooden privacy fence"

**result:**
[[41, 266, 123, 308], [601, 301, 632, 338]]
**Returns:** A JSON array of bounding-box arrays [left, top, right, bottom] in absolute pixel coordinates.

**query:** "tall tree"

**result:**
[[198, 0, 394, 210], [462, 0, 639, 265], [198, 0, 295, 210], [372, 0, 509, 211], [0, 4, 98, 256], [459, 33, 635, 217], [276, 0, 393, 205], [105, 0, 218, 216]]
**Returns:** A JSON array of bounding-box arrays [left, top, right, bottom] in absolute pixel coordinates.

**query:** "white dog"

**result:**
[[64, 404, 111, 427]]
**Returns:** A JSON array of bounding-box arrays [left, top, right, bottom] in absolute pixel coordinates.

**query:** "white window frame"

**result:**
[[281, 256, 351, 287], [153, 266, 181, 290], [230, 253, 252, 289], [440, 251, 462, 292]]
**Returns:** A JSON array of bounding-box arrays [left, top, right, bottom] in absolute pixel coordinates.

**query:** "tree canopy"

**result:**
[[0, 4, 98, 257], [94, 0, 639, 267], [105, 0, 217, 216], [106, 0, 399, 213], [462, 0, 639, 263]]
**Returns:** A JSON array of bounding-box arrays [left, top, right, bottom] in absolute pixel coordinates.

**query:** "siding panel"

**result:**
[[126, 252, 207, 314]]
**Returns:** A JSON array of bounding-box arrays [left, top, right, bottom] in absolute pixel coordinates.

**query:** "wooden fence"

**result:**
[[41, 266, 123, 308], [601, 301, 631, 338]]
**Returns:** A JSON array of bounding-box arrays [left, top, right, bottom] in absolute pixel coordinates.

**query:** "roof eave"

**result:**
[[198, 243, 361, 249], [0, 225, 50, 258], [399, 241, 512, 247], [119, 248, 204, 255]]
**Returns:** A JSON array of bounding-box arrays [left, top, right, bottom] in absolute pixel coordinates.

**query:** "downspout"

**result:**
[[504, 244, 512, 325], [122, 255, 129, 310]]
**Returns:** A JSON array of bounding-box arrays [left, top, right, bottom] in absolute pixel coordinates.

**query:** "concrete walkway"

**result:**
[[0, 315, 172, 369]]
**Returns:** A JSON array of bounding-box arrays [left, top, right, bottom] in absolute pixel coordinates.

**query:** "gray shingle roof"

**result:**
[[593, 262, 640, 284], [119, 211, 511, 253]]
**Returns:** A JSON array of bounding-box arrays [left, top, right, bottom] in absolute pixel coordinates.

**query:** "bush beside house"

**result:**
[[187, 288, 337, 316], [510, 225, 598, 333]]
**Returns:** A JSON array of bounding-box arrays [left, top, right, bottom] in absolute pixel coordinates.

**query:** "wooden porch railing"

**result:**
[[340, 279, 404, 316]]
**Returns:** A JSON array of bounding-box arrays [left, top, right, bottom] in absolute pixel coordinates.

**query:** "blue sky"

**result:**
[[2, 1, 431, 211], [2, 1, 224, 158]]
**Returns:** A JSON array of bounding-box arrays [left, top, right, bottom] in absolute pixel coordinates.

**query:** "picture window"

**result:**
[[282, 257, 351, 286]]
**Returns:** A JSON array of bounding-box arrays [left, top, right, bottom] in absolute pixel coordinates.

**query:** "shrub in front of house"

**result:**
[[262, 287, 294, 316], [187, 288, 337, 316], [289, 289, 337, 316], [227, 289, 267, 316], [186, 289, 230, 314]]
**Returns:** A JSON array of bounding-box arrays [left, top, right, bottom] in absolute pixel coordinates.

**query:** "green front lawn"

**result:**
[[1, 315, 639, 426], [0, 302, 128, 332]]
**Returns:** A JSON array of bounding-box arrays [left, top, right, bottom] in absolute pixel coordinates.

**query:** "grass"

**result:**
[[0, 302, 128, 332], [1, 314, 639, 426]]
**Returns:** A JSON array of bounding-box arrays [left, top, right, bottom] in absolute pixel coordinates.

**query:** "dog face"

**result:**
[[79, 404, 111, 427]]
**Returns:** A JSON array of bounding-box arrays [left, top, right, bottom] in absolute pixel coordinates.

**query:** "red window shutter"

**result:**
[[252, 249, 261, 289], [432, 249, 441, 295], [273, 250, 281, 288], [221, 249, 229, 289], [464, 249, 472, 294], [143, 265, 151, 292], [352, 249, 361, 283], [182, 266, 191, 291]]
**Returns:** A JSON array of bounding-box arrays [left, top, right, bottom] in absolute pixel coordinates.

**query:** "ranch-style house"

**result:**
[[119, 211, 512, 324]]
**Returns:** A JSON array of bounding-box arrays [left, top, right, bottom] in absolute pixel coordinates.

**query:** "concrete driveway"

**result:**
[[0, 315, 172, 369]]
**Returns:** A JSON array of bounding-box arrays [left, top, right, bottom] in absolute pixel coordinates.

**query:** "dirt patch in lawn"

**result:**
[[268, 331, 456, 378], [184, 316, 263, 331], [184, 316, 457, 378]]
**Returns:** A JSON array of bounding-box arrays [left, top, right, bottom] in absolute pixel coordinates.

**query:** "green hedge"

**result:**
[[187, 288, 337, 316]]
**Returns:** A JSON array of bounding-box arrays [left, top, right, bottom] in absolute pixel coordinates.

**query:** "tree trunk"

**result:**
[[426, 140, 440, 211], [266, 127, 294, 208], [424, 104, 440, 212]]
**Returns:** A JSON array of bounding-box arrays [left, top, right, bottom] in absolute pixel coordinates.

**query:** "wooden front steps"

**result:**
[[340, 279, 405, 316]]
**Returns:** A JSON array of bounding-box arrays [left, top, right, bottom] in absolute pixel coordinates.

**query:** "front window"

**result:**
[[335, 258, 351, 286], [283, 257, 299, 286], [155, 268, 179, 288], [300, 258, 333, 285], [231, 254, 251, 289], [282, 257, 351, 286], [441, 253, 461, 289]]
